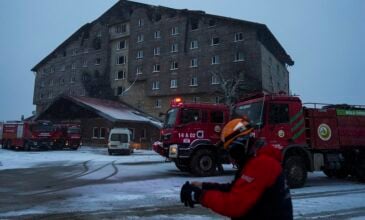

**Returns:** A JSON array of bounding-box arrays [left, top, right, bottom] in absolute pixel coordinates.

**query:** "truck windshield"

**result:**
[[67, 127, 80, 134], [233, 102, 263, 127], [31, 122, 54, 132], [164, 108, 178, 128], [111, 134, 128, 143]]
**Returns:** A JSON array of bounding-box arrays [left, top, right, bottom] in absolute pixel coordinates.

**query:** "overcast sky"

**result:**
[[0, 0, 364, 121]]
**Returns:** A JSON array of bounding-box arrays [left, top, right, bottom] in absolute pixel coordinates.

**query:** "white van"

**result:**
[[108, 128, 133, 155]]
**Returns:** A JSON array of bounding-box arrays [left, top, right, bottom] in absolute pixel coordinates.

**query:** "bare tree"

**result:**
[[212, 70, 259, 111]]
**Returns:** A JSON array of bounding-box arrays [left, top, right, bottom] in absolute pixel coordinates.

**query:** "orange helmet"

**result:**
[[221, 117, 254, 150]]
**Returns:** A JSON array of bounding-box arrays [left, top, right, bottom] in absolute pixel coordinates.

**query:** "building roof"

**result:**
[[31, 0, 294, 72], [36, 96, 163, 128]]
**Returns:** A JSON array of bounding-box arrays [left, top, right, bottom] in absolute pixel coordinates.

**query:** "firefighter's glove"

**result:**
[[180, 181, 202, 208]]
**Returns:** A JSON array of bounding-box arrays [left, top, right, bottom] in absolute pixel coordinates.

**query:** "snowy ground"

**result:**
[[0, 147, 365, 219]]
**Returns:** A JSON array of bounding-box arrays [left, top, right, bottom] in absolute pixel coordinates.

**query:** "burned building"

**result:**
[[31, 0, 294, 118]]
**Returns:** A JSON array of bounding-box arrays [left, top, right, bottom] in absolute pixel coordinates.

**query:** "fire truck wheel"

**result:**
[[24, 142, 31, 151], [174, 161, 190, 172], [323, 169, 335, 178], [335, 168, 349, 179], [284, 156, 307, 188], [355, 167, 365, 182], [190, 149, 216, 177]]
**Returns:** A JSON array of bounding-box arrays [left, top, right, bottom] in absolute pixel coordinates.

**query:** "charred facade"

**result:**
[[32, 0, 294, 118]]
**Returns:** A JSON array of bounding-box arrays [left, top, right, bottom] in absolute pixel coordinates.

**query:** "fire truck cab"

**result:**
[[153, 98, 230, 175]]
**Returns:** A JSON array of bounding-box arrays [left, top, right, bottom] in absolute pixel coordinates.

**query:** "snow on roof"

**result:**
[[70, 96, 162, 128]]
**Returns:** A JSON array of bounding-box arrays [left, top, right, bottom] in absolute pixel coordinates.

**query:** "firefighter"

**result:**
[[180, 117, 293, 219]]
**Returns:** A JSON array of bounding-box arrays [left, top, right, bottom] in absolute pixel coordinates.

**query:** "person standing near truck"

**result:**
[[180, 117, 293, 219]]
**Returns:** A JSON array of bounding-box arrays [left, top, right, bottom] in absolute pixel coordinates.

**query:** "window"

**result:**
[[137, 34, 144, 43], [211, 37, 220, 45], [170, 61, 178, 70], [269, 103, 289, 124], [115, 25, 121, 33], [211, 75, 220, 84], [117, 55, 126, 65], [117, 40, 126, 50], [137, 50, 144, 59], [208, 19, 216, 27], [152, 81, 160, 90], [60, 65, 65, 71], [153, 64, 160, 72], [70, 75, 76, 83], [92, 127, 99, 138], [190, 77, 198, 86], [191, 20, 199, 30], [82, 60, 88, 67], [115, 24, 127, 33], [211, 56, 220, 64], [235, 52, 245, 61], [72, 48, 77, 56], [100, 128, 107, 139], [215, 96, 221, 104], [155, 99, 162, 108], [190, 58, 198, 67], [117, 86, 125, 96], [171, 43, 178, 53], [154, 31, 161, 39], [193, 97, 200, 103], [84, 48, 89, 54], [71, 63, 76, 70], [181, 108, 201, 124], [129, 128, 135, 140], [49, 79, 54, 86], [138, 19, 144, 27], [95, 58, 101, 65], [170, 79, 177, 88], [141, 128, 147, 139], [171, 27, 179, 35], [235, 32, 244, 41], [121, 24, 127, 33], [211, 111, 224, 123], [136, 66, 142, 75], [116, 70, 126, 80], [190, 40, 198, 49], [153, 47, 160, 56], [50, 67, 55, 73]]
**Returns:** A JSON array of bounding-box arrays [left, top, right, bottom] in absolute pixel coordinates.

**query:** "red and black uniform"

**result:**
[[200, 144, 293, 220]]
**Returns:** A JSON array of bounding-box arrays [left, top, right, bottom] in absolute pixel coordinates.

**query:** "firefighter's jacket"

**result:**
[[200, 144, 293, 220]]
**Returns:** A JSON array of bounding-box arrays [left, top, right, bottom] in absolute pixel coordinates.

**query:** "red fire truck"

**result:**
[[153, 98, 230, 174], [53, 123, 81, 150], [1, 120, 56, 150], [153, 94, 365, 188]]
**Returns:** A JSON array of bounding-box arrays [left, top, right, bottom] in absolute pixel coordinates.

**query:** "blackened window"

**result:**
[[269, 103, 289, 124], [191, 20, 199, 30], [211, 111, 224, 124], [211, 37, 220, 45], [209, 19, 216, 27]]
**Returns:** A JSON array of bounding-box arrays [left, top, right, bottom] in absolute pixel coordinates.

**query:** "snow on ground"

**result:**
[[0, 146, 164, 170], [1, 147, 365, 219]]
